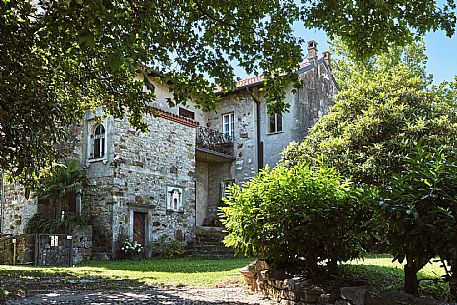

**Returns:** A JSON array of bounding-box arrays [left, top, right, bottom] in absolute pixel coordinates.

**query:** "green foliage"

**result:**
[[25, 213, 87, 234], [380, 145, 457, 295], [282, 42, 457, 294], [1, 1, 456, 187], [35, 160, 87, 200], [220, 163, 377, 273], [153, 236, 187, 257], [282, 46, 457, 187]]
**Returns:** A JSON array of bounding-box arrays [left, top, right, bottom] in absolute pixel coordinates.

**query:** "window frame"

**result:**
[[268, 112, 283, 134], [222, 112, 235, 141], [87, 120, 108, 162], [178, 107, 195, 120]]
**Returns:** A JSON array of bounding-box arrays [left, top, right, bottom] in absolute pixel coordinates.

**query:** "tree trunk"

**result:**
[[328, 259, 338, 275], [450, 273, 457, 300], [404, 264, 419, 295]]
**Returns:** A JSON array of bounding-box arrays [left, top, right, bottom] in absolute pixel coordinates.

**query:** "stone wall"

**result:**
[[1, 182, 37, 235], [260, 60, 337, 169], [0, 226, 92, 265], [241, 261, 448, 305], [83, 113, 197, 258], [72, 225, 93, 264], [195, 161, 209, 226], [207, 92, 256, 185], [0, 234, 34, 264]]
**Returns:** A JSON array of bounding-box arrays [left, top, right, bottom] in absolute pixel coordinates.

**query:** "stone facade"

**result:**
[[0, 227, 92, 265], [0, 41, 338, 259], [0, 182, 37, 235]]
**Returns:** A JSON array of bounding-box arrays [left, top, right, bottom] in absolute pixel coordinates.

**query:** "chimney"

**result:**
[[307, 40, 318, 64], [323, 51, 331, 70]]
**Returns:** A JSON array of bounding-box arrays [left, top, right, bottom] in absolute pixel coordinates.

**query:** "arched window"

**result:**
[[91, 124, 105, 159]]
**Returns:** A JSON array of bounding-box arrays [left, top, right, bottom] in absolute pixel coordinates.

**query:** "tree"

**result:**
[[380, 145, 457, 296], [1, 0, 456, 186], [220, 163, 377, 275], [282, 42, 457, 187], [282, 41, 457, 295]]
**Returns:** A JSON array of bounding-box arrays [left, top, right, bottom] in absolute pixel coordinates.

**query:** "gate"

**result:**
[[34, 234, 73, 266]]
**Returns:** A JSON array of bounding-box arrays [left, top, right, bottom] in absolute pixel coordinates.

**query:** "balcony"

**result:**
[[196, 127, 235, 162]]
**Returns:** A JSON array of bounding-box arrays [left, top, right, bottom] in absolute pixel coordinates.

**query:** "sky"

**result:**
[[234, 25, 457, 85]]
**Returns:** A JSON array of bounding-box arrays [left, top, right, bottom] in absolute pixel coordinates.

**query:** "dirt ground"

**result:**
[[0, 274, 275, 305]]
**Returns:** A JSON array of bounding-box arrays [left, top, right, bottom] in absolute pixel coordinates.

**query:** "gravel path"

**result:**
[[2, 277, 275, 305]]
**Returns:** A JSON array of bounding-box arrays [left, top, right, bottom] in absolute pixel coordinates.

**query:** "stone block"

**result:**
[[340, 286, 372, 305], [318, 294, 331, 304], [300, 293, 318, 303], [335, 301, 351, 305], [365, 291, 445, 305]]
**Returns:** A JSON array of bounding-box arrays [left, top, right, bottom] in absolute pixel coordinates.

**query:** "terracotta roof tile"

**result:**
[[217, 59, 322, 94]]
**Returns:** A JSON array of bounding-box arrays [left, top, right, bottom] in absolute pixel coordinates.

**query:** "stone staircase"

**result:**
[[189, 226, 234, 257]]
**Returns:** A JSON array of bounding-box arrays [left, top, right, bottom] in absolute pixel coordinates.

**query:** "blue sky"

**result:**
[[234, 25, 457, 85], [294, 27, 457, 85]]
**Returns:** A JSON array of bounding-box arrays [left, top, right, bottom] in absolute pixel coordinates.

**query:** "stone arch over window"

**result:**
[[90, 123, 106, 159]]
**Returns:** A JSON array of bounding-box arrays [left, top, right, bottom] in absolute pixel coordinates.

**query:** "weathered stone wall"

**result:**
[[207, 92, 256, 185], [1, 182, 37, 235], [195, 161, 209, 226], [103, 114, 197, 257], [260, 61, 337, 169], [241, 261, 446, 305], [207, 162, 232, 224], [296, 60, 337, 138], [0, 227, 92, 265], [72, 225, 93, 264], [0, 234, 34, 264]]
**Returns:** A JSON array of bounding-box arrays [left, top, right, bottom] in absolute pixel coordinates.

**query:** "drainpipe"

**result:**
[[0, 171, 4, 236], [245, 88, 263, 172]]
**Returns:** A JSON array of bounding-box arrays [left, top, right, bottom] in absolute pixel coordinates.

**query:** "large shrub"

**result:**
[[280, 42, 457, 294], [220, 163, 377, 274], [381, 145, 457, 296], [282, 44, 457, 187]]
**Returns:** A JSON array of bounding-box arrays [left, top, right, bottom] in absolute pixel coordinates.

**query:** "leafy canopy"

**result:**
[[220, 163, 377, 273], [282, 41, 457, 186], [380, 145, 457, 295], [1, 0, 456, 185], [282, 40, 457, 295]]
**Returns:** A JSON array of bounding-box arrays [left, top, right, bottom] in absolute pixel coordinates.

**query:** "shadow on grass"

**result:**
[[1, 268, 262, 305], [339, 264, 449, 300], [78, 256, 254, 273]]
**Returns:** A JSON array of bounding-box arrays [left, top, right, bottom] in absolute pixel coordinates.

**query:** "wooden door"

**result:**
[[133, 212, 146, 245]]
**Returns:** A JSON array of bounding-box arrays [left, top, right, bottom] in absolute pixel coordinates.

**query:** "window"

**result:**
[[221, 179, 235, 198], [179, 107, 195, 120], [222, 112, 235, 141], [167, 187, 183, 212], [269, 113, 283, 133], [91, 124, 106, 159]]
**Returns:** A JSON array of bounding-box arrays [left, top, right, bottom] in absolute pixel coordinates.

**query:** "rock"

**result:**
[[318, 294, 331, 304], [365, 290, 447, 305], [335, 301, 352, 305], [340, 286, 372, 305]]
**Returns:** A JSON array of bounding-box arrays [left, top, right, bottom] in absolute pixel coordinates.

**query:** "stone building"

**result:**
[[0, 41, 338, 258]]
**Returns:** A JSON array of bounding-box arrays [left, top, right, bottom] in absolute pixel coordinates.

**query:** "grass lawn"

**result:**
[[0, 257, 254, 288], [0, 255, 450, 297], [341, 255, 449, 298]]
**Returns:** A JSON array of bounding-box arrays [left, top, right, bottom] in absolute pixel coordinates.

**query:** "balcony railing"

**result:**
[[196, 127, 234, 157]]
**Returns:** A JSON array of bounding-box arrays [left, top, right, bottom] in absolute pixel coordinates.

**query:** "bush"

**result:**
[[153, 235, 186, 257], [220, 163, 378, 274], [25, 213, 87, 234], [380, 145, 457, 296]]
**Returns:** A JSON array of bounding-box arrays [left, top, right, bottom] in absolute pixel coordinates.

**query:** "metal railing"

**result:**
[[196, 127, 234, 157]]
